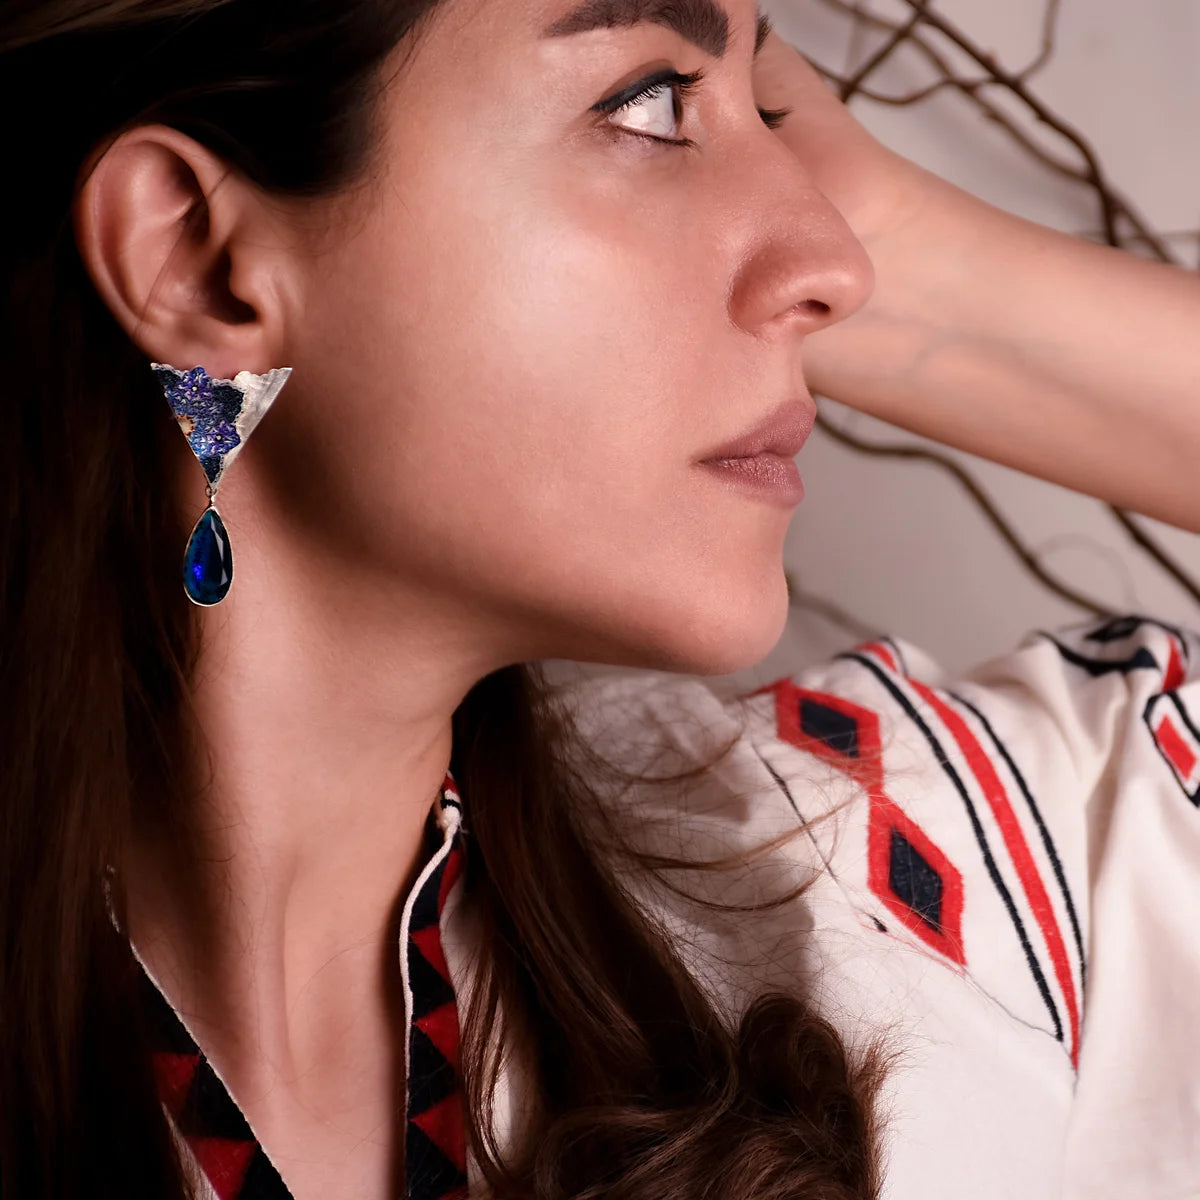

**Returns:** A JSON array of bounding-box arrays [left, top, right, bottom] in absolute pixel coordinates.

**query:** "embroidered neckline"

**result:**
[[401, 777, 469, 1198], [138, 774, 469, 1200]]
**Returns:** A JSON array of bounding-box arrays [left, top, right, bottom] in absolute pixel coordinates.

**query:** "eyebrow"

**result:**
[[542, 0, 774, 60]]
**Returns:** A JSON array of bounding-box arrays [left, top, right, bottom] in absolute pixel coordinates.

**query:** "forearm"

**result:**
[[804, 173, 1200, 533]]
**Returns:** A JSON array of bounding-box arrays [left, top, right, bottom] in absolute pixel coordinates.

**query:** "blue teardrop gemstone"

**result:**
[[183, 507, 233, 606]]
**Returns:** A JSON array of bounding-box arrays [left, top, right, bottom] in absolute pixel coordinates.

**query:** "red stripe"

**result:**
[[909, 679, 1081, 1068], [1155, 714, 1197, 782], [858, 641, 899, 674], [1164, 638, 1186, 692]]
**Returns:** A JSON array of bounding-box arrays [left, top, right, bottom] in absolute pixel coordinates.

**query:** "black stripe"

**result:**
[[948, 689, 1087, 994], [757, 749, 807, 827], [1039, 634, 1159, 678], [1083, 613, 1189, 662], [880, 635, 911, 678], [838, 652, 1065, 1045]]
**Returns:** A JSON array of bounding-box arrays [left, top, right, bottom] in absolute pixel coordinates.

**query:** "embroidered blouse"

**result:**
[[143, 614, 1200, 1199]]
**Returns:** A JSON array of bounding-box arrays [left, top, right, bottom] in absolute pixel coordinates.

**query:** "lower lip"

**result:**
[[699, 455, 806, 507]]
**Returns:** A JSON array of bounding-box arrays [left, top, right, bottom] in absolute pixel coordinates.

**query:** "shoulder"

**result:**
[[557, 615, 1200, 1194], [563, 612, 1200, 814], [558, 613, 1200, 1048]]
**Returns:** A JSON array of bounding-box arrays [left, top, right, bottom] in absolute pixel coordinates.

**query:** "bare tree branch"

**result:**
[[790, 1, 1200, 616]]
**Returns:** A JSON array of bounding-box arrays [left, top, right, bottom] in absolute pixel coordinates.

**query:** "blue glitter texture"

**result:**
[[153, 365, 243, 484]]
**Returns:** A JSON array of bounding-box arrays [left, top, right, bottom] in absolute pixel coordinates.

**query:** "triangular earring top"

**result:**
[[151, 363, 292, 494], [151, 363, 292, 606]]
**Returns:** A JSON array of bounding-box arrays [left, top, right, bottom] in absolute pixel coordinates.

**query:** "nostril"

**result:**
[[796, 299, 832, 318]]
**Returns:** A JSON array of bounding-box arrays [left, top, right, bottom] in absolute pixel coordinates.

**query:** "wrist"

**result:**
[[803, 163, 1008, 409]]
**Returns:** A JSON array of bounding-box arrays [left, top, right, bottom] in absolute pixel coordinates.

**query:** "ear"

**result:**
[[73, 125, 297, 379]]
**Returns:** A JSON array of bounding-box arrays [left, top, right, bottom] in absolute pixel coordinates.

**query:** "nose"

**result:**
[[725, 146, 875, 339]]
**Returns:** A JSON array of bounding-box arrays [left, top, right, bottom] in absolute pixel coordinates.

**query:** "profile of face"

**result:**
[[85, 0, 874, 681]]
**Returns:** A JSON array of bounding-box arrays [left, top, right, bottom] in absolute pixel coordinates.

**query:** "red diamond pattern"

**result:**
[[770, 679, 967, 966]]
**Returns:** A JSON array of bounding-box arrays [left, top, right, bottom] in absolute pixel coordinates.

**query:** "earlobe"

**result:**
[[73, 125, 288, 378]]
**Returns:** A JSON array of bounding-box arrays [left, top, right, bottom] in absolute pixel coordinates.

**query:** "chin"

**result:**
[[615, 573, 792, 678]]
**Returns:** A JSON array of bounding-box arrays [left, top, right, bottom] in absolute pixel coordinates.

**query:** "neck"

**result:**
[[125, 521, 498, 1099]]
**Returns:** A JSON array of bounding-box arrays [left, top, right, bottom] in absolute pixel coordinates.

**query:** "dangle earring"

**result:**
[[151, 363, 292, 606]]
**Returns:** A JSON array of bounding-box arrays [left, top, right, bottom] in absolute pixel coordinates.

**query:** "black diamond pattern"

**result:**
[[800, 698, 861, 758], [888, 828, 944, 933]]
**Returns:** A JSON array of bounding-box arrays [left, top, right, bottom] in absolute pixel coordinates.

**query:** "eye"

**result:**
[[597, 69, 704, 147], [758, 104, 791, 131], [613, 79, 685, 139], [595, 67, 796, 148]]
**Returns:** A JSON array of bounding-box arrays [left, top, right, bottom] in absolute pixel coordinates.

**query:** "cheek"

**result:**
[[284, 156, 793, 672]]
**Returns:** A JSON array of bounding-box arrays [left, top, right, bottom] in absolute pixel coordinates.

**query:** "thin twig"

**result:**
[[799, 0, 1200, 614], [892, 0, 1119, 243], [1018, 0, 1063, 82], [815, 0, 1179, 262], [838, 0, 931, 101], [1106, 507, 1200, 607]]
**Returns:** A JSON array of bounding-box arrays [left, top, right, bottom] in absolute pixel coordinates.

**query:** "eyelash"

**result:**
[[595, 67, 793, 149]]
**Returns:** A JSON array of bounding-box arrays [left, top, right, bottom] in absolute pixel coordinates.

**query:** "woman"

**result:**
[[2, 0, 1198, 1197]]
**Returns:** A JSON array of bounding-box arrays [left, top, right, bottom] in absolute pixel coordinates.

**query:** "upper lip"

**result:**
[[698, 396, 818, 462]]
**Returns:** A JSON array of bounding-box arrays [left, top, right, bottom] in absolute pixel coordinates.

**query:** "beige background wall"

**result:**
[[741, 0, 1200, 684]]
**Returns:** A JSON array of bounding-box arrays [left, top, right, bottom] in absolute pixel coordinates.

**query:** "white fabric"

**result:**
[[443, 615, 1200, 1199]]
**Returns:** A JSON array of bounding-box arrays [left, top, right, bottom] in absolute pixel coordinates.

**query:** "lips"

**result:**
[[698, 397, 817, 464]]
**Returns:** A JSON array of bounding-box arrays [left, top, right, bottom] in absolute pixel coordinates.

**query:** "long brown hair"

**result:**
[[0, 3, 894, 1196]]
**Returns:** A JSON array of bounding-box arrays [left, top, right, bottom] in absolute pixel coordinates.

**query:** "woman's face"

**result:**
[[269, 0, 872, 676]]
